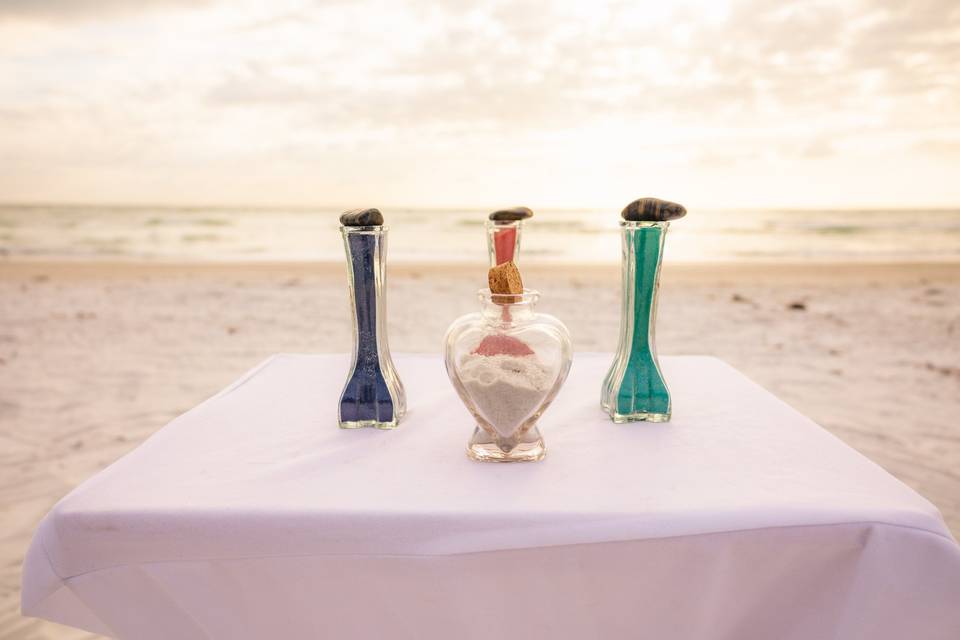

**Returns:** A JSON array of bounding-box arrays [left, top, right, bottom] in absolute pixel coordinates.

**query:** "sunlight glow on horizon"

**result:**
[[0, 0, 958, 209]]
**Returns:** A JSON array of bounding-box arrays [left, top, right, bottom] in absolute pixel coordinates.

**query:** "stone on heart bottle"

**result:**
[[338, 208, 406, 429], [486, 206, 533, 267], [601, 197, 686, 423]]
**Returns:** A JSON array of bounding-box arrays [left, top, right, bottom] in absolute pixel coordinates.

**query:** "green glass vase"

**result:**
[[601, 220, 671, 422]]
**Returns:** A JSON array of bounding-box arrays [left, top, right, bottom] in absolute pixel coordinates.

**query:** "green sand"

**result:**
[[615, 225, 670, 417]]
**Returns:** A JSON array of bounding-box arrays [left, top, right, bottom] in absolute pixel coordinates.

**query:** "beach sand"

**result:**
[[1, 260, 958, 639]]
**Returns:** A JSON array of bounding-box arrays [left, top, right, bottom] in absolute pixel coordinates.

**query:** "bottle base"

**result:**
[[339, 419, 399, 430], [608, 411, 670, 424], [466, 425, 545, 462]]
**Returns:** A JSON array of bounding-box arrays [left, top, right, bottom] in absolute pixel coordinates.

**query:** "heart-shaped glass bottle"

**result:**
[[443, 289, 572, 462]]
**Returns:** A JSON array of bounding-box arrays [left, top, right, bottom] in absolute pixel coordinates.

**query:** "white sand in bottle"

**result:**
[[459, 352, 553, 439]]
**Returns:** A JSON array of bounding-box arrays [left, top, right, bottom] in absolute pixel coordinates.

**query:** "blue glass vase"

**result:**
[[601, 220, 671, 422], [338, 219, 405, 429]]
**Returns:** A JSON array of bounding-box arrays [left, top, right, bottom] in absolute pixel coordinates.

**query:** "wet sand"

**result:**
[[1, 260, 959, 639]]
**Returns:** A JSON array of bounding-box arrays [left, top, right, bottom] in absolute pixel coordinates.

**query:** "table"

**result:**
[[22, 354, 960, 639]]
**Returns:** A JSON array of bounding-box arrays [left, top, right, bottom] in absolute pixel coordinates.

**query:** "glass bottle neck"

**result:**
[[617, 221, 667, 351], [342, 226, 387, 284], [479, 289, 538, 325], [341, 226, 388, 343], [486, 220, 523, 266], [620, 220, 668, 232]]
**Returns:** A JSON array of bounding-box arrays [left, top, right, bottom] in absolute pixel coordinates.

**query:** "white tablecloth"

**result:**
[[22, 354, 960, 639]]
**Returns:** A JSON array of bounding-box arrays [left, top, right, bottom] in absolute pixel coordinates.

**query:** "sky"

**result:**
[[0, 0, 958, 209]]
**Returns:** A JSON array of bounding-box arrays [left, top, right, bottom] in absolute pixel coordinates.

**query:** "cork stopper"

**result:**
[[488, 261, 523, 295]]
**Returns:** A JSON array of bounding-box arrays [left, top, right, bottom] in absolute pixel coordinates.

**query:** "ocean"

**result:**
[[1, 205, 959, 264]]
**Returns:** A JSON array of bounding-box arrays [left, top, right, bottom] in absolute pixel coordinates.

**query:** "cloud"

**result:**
[[798, 137, 836, 158], [0, 0, 212, 23], [0, 0, 958, 205], [914, 139, 960, 155]]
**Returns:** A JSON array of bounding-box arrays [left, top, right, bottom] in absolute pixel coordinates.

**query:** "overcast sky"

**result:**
[[0, 0, 958, 208]]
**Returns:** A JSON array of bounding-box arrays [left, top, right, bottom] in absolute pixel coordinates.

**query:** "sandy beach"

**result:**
[[2, 259, 959, 639]]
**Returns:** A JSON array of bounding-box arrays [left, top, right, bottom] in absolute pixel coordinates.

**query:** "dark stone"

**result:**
[[339, 208, 384, 227], [621, 198, 686, 222], [489, 206, 533, 221]]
